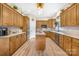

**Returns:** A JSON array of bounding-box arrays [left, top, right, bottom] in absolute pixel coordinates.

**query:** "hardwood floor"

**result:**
[[12, 38, 68, 56]]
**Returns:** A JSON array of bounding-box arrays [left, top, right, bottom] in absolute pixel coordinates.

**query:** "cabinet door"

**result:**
[[16, 35, 21, 49], [66, 9, 71, 26], [63, 36, 72, 55], [13, 12, 17, 26], [70, 4, 76, 26], [2, 5, 10, 26], [59, 35, 64, 48], [2, 4, 13, 26], [72, 38, 79, 56], [19, 15, 23, 27], [60, 4, 77, 26], [0, 38, 9, 56], [9, 36, 17, 55], [23, 16, 29, 32], [0, 4, 3, 26], [21, 33, 26, 45], [77, 4, 79, 25], [60, 12, 66, 26]]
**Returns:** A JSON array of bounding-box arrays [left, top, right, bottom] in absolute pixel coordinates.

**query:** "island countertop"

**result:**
[[36, 31, 46, 36]]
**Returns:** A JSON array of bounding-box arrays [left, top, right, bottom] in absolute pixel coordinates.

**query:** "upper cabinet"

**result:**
[[76, 4, 79, 25], [23, 16, 29, 32], [60, 4, 77, 26], [48, 19, 55, 28], [0, 4, 3, 26], [2, 4, 13, 26], [0, 3, 23, 28], [60, 11, 66, 26]]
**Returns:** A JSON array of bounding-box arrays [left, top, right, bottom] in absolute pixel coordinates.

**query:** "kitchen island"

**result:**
[[0, 32, 26, 56], [36, 31, 46, 51]]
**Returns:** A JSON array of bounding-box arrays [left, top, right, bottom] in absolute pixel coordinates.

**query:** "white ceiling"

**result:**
[[8, 3, 72, 20]]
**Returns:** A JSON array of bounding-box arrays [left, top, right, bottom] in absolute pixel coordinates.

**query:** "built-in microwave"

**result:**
[[0, 26, 8, 36]]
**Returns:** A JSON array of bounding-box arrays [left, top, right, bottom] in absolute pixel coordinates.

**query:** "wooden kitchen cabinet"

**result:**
[[60, 4, 77, 26], [59, 35, 64, 48], [22, 33, 27, 45], [60, 11, 66, 26], [2, 4, 13, 26], [63, 35, 72, 55], [19, 15, 23, 27], [76, 4, 79, 25], [23, 16, 29, 32], [70, 4, 76, 26], [48, 19, 55, 28], [51, 32, 56, 41], [0, 3, 23, 28], [45, 32, 50, 37], [45, 32, 55, 41], [16, 35, 21, 49], [0, 38, 9, 56], [0, 32, 26, 56], [9, 36, 17, 55], [0, 4, 3, 26], [72, 38, 79, 56]]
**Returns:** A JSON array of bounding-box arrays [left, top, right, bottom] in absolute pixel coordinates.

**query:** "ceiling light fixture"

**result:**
[[36, 3, 44, 9], [36, 3, 44, 15]]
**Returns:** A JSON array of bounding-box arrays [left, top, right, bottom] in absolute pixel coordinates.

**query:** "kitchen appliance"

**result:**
[[0, 26, 8, 36]]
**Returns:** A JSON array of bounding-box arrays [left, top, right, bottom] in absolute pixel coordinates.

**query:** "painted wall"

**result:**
[[29, 16, 36, 39]]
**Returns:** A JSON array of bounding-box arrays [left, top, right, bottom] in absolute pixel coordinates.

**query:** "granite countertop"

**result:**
[[50, 27, 79, 39], [0, 32, 26, 39]]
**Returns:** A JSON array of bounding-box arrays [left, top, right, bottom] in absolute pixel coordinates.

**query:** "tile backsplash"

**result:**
[[8, 26, 22, 34]]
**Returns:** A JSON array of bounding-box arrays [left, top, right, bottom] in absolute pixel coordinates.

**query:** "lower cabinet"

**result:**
[[46, 31, 79, 56], [9, 33, 26, 55], [59, 35, 64, 48], [0, 33, 26, 56], [72, 38, 79, 56], [63, 35, 72, 55], [59, 35, 72, 55], [45, 32, 55, 41], [0, 38, 9, 56], [9, 36, 17, 55]]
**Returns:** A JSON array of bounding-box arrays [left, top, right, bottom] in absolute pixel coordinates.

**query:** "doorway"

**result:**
[[29, 17, 36, 39]]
